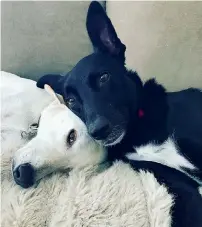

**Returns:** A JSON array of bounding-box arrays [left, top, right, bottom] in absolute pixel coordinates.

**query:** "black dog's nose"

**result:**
[[13, 163, 35, 188], [89, 117, 111, 140]]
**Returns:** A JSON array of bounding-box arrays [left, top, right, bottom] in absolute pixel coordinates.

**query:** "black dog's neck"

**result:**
[[108, 78, 169, 161]]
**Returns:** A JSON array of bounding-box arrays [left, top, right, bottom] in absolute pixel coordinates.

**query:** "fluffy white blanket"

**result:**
[[1, 72, 174, 227]]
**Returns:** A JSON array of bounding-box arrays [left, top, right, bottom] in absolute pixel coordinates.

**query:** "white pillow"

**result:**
[[1, 71, 53, 154]]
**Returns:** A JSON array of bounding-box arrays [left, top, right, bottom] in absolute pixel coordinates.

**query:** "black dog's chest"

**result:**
[[108, 85, 202, 183]]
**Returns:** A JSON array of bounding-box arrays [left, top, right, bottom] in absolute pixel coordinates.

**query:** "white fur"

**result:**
[[105, 131, 125, 146], [2, 157, 174, 227], [11, 82, 105, 183], [1, 71, 106, 182], [199, 187, 202, 196], [1, 71, 54, 155], [139, 170, 173, 227], [126, 138, 196, 173]]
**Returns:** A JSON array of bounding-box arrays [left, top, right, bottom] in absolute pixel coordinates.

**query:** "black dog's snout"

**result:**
[[89, 117, 111, 140], [13, 163, 35, 188]]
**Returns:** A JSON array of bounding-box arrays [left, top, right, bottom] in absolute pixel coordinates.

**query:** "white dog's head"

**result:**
[[12, 85, 106, 188]]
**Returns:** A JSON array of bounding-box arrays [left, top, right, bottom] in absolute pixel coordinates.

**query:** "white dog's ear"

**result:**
[[44, 84, 63, 104]]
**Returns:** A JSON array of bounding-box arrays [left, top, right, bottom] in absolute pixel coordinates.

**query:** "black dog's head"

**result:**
[[37, 1, 142, 146]]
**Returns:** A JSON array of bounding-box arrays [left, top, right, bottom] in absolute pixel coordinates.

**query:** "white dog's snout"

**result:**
[[12, 93, 107, 187], [13, 147, 34, 169]]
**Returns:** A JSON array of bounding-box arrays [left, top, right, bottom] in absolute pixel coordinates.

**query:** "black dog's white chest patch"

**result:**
[[125, 138, 199, 179]]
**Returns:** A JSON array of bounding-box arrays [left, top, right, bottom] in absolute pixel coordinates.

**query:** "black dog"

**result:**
[[37, 1, 202, 175], [37, 2, 202, 226]]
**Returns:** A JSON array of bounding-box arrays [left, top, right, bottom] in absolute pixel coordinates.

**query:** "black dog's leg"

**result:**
[[125, 159, 202, 227]]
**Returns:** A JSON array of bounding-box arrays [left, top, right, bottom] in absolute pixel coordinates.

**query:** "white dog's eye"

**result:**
[[67, 129, 77, 147]]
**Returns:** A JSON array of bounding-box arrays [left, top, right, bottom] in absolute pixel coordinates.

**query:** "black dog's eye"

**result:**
[[67, 129, 77, 147], [64, 93, 82, 116], [66, 97, 75, 108], [99, 73, 110, 87]]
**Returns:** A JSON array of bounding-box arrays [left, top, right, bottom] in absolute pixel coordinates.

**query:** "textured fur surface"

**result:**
[[1, 72, 174, 226], [2, 153, 174, 227]]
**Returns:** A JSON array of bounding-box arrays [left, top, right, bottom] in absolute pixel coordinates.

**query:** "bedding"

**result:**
[[1, 72, 201, 227]]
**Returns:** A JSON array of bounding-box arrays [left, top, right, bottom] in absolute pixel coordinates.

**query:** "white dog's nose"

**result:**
[[13, 163, 35, 188]]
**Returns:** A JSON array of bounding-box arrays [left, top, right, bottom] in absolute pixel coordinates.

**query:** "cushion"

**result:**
[[1, 1, 104, 81], [107, 1, 202, 91]]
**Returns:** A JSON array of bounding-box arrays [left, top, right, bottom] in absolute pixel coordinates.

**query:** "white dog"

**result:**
[[12, 85, 106, 188], [1, 71, 106, 188]]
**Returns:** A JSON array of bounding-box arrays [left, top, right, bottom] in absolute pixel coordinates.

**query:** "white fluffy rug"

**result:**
[[1, 156, 173, 227], [1, 71, 174, 226]]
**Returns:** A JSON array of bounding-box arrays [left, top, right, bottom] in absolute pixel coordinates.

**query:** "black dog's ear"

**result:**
[[36, 74, 65, 95], [86, 1, 126, 60]]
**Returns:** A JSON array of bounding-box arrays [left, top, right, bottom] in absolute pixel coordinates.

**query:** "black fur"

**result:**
[[37, 2, 202, 226], [107, 78, 169, 160], [124, 159, 202, 227]]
